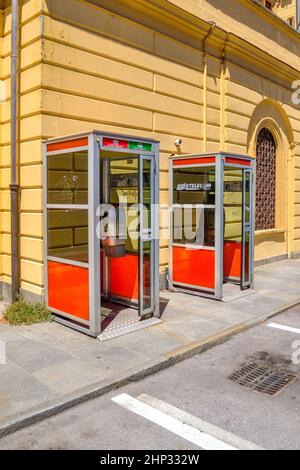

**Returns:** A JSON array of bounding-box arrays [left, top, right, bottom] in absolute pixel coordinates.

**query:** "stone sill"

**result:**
[[255, 228, 286, 236]]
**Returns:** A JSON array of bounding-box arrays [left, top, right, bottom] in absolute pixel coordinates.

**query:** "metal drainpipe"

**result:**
[[297, 0, 300, 31], [202, 22, 216, 153], [10, 0, 20, 303]]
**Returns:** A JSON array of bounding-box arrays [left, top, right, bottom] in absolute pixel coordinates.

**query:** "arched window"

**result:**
[[255, 128, 276, 230]]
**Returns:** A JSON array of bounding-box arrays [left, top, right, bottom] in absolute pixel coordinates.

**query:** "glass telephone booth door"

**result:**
[[101, 154, 155, 318], [169, 153, 255, 300], [223, 165, 254, 292]]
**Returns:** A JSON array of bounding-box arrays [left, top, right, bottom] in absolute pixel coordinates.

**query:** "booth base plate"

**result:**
[[98, 317, 162, 342]]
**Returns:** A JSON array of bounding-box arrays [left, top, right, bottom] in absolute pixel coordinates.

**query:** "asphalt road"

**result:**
[[0, 305, 300, 451]]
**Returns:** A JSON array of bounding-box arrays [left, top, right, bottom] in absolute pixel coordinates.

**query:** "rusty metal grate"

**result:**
[[256, 128, 276, 231], [228, 362, 297, 396]]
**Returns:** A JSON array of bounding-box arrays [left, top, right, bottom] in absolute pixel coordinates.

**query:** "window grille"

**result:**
[[255, 128, 276, 230]]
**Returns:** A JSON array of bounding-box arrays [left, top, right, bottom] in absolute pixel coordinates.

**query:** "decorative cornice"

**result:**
[[227, 34, 300, 82], [3, 0, 300, 84], [87, 0, 300, 82], [87, 0, 213, 41]]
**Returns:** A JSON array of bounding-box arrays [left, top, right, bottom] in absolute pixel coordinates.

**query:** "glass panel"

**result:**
[[244, 171, 251, 225], [223, 168, 243, 281], [173, 206, 215, 247], [48, 209, 88, 263], [243, 231, 250, 285], [109, 158, 139, 254], [242, 170, 251, 286], [224, 169, 243, 243], [173, 166, 215, 205], [141, 158, 152, 312], [47, 151, 88, 205]]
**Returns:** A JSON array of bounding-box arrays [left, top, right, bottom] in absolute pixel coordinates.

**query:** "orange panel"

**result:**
[[47, 137, 88, 152], [173, 246, 215, 290], [110, 254, 139, 301], [224, 241, 242, 279], [173, 157, 215, 167], [225, 157, 251, 167], [48, 261, 89, 321]]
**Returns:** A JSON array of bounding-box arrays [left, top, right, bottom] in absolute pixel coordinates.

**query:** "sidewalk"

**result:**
[[0, 258, 300, 436]]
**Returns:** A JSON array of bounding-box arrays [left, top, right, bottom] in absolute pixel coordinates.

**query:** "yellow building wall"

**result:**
[[0, 0, 44, 298], [0, 6, 4, 285], [40, 0, 300, 269], [1, 0, 300, 298]]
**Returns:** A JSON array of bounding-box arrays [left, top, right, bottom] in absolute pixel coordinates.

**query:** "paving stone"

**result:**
[[0, 362, 57, 421], [32, 359, 113, 395], [0, 259, 299, 426], [6, 339, 71, 374], [66, 342, 152, 372]]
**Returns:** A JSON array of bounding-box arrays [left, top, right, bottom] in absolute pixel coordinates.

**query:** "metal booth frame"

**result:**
[[43, 131, 160, 337], [169, 152, 255, 300]]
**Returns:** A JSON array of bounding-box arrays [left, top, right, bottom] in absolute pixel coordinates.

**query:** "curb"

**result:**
[[0, 297, 299, 439]]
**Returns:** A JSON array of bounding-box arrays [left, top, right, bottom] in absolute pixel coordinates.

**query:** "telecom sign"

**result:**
[[176, 183, 213, 191]]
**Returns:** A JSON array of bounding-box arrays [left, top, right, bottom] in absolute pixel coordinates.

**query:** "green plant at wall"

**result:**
[[4, 298, 53, 326]]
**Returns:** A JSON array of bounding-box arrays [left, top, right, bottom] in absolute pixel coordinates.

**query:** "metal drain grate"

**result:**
[[228, 362, 297, 396]]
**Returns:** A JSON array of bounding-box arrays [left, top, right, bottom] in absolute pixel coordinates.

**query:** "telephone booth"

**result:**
[[43, 131, 160, 337], [169, 153, 255, 300]]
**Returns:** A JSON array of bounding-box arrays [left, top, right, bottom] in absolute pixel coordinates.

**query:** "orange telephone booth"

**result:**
[[44, 131, 160, 337], [169, 153, 255, 300]]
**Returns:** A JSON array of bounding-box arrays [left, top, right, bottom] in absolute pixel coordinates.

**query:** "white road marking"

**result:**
[[268, 323, 300, 335], [112, 393, 238, 450], [138, 394, 263, 451]]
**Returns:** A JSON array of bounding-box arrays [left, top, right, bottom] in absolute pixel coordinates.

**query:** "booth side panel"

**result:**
[[224, 241, 242, 279], [173, 246, 215, 290], [44, 135, 93, 335], [48, 261, 90, 321]]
